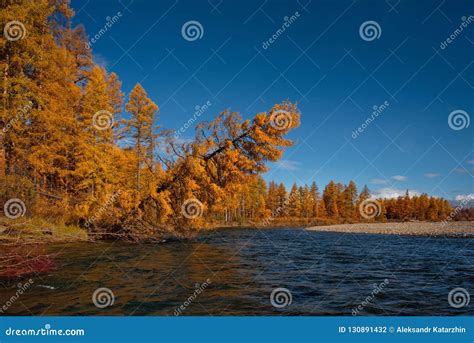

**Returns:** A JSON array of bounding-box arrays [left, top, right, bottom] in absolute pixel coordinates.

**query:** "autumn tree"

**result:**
[[288, 183, 302, 217], [323, 181, 340, 219], [148, 102, 300, 231], [341, 181, 357, 221], [426, 197, 439, 221], [276, 183, 288, 217], [75, 66, 116, 197], [123, 83, 159, 193], [266, 181, 279, 214], [309, 181, 320, 217], [316, 199, 328, 219], [299, 185, 312, 218], [1, 0, 83, 209]]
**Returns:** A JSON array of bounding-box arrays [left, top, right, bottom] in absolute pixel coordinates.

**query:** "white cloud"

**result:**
[[370, 178, 387, 185], [391, 175, 407, 182], [424, 173, 440, 178], [454, 167, 474, 174], [274, 159, 301, 171], [371, 187, 420, 199], [466, 160, 474, 165], [455, 194, 474, 201]]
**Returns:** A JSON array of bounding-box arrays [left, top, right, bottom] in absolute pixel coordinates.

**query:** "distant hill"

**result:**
[[449, 200, 474, 208]]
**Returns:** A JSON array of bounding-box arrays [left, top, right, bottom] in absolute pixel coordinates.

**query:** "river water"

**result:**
[[1, 229, 472, 315]]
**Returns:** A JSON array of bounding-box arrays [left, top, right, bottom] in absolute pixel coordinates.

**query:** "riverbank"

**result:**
[[306, 221, 474, 237], [2, 217, 473, 244], [0, 217, 88, 244]]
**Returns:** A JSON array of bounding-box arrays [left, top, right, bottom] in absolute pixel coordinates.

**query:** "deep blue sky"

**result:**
[[72, 0, 473, 200]]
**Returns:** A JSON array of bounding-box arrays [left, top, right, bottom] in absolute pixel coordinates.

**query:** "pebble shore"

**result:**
[[306, 221, 474, 237]]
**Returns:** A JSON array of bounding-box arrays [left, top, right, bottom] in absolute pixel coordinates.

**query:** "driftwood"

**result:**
[[86, 219, 189, 243]]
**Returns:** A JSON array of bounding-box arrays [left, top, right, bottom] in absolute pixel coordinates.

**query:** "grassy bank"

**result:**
[[0, 217, 89, 244]]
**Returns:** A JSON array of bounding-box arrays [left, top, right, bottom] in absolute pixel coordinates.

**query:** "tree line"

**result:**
[[212, 177, 455, 226]]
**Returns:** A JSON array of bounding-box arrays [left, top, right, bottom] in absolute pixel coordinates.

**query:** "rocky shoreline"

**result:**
[[306, 221, 474, 237]]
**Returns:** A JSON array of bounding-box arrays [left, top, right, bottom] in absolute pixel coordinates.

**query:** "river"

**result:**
[[1, 229, 472, 315]]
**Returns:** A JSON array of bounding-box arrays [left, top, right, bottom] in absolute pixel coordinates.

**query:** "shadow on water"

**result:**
[[1, 229, 473, 315]]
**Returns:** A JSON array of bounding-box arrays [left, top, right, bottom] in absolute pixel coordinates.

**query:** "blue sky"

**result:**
[[72, 0, 473, 200]]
